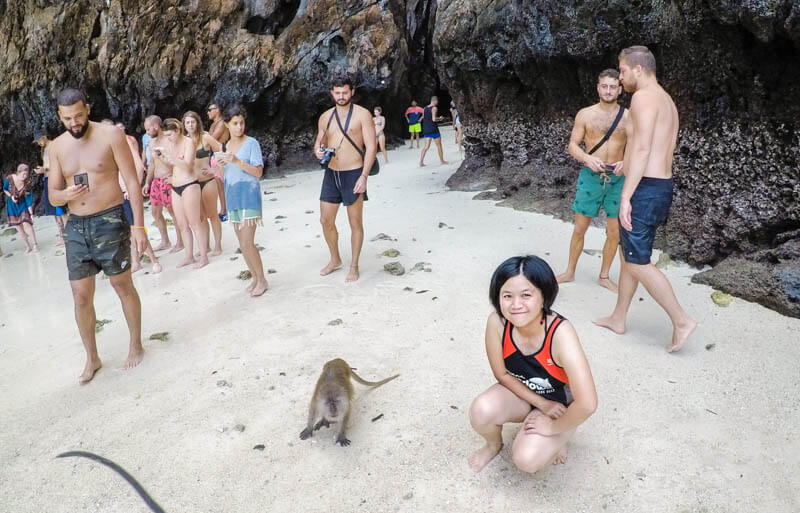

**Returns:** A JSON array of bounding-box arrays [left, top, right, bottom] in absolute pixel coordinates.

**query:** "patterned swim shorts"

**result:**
[[149, 177, 172, 207]]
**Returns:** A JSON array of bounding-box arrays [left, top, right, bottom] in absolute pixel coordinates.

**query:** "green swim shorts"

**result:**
[[409, 123, 421, 133], [65, 204, 131, 281], [571, 166, 625, 218]]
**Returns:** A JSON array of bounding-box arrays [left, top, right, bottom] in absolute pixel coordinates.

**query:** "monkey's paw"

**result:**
[[313, 419, 331, 431], [299, 428, 314, 440], [336, 436, 351, 447]]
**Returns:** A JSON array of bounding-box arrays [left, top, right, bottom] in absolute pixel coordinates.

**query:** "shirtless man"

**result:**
[[557, 69, 630, 293], [594, 46, 696, 353], [142, 115, 183, 253], [115, 121, 161, 274], [48, 89, 148, 383], [207, 102, 229, 220], [313, 76, 377, 282]]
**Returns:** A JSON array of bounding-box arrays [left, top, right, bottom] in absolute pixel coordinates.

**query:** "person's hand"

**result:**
[[583, 155, 606, 173], [153, 147, 165, 159], [216, 152, 232, 166], [538, 399, 567, 419], [353, 174, 367, 194], [619, 196, 632, 231], [200, 167, 215, 180], [524, 410, 556, 436], [131, 227, 147, 255], [164, 176, 173, 185], [64, 184, 89, 201], [314, 147, 325, 160], [612, 161, 624, 176], [141, 183, 150, 197]]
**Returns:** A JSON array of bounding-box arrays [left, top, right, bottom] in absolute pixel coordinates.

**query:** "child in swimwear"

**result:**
[[468, 255, 597, 473]]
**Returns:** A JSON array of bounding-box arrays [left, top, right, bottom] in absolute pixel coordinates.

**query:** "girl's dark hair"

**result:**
[[489, 255, 559, 318], [374, 106, 382, 114], [223, 103, 247, 123]]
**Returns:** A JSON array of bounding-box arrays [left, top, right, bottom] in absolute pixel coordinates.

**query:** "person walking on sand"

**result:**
[[468, 255, 597, 473], [47, 88, 148, 384], [3, 164, 39, 253], [33, 132, 68, 246], [450, 100, 464, 155], [142, 115, 183, 253], [556, 69, 630, 293], [373, 106, 389, 164], [215, 104, 269, 297], [405, 100, 424, 149], [593, 46, 696, 353], [419, 96, 448, 167], [313, 75, 377, 283]]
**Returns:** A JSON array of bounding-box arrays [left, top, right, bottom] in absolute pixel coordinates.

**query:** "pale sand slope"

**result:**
[[0, 128, 798, 513]]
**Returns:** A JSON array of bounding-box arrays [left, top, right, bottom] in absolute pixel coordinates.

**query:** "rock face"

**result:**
[[435, 0, 800, 317], [2, 0, 799, 316]]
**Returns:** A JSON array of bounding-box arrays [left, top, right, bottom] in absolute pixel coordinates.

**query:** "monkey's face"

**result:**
[[325, 397, 341, 418]]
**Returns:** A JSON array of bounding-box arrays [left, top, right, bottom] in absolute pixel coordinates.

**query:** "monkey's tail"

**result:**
[[350, 370, 400, 388], [56, 451, 166, 513]]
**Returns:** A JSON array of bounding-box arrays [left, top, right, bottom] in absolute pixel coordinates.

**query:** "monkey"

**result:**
[[56, 451, 166, 513], [299, 358, 399, 446]]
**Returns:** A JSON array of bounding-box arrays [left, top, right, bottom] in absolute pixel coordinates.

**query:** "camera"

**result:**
[[319, 147, 335, 167]]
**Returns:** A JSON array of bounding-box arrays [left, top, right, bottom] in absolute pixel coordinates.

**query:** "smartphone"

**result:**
[[74, 172, 89, 190]]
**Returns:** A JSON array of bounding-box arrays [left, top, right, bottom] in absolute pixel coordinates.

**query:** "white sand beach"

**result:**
[[1, 128, 798, 512]]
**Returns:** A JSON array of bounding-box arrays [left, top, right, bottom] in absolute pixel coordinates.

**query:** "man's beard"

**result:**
[[68, 123, 89, 139], [600, 97, 619, 105], [335, 98, 351, 106]]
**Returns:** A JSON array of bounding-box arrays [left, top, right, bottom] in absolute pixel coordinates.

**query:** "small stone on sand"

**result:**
[[438, 222, 448, 228], [230, 257, 238, 261], [382, 249, 400, 257], [711, 291, 734, 307], [705, 343, 716, 351], [149, 332, 170, 342], [267, 268, 277, 274], [94, 319, 113, 333], [411, 262, 432, 273], [253, 444, 265, 451], [582, 249, 601, 256], [655, 253, 674, 269], [275, 215, 286, 219], [1, 228, 16, 237], [237, 270, 252, 280], [234, 424, 246, 432], [216, 380, 232, 388], [305, 210, 314, 214], [384, 262, 405, 276], [371, 233, 396, 242], [403, 287, 413, 291], [328, 319, 343, 326]]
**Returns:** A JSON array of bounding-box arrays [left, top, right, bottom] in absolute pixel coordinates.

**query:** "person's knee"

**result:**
[[469, 395, 500, 428], [71, 288, 93, 309], [320, 214, 336, 229], [511, 448, 548, 474], [110, 276, 137, 298]]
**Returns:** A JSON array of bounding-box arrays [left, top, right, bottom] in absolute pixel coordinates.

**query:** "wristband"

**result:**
[[132, 226, 148, 234]]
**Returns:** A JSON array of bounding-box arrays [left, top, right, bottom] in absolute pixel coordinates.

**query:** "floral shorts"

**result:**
[[149, 177, 172, 207]]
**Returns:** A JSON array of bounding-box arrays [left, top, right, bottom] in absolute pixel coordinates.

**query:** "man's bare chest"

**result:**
[[58, 144, 113, 177]]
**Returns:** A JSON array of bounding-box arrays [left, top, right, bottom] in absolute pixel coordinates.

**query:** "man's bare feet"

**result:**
[[33, 244, 40, 252], [153, 241, 171, 252], [440, 160, 449, 165], [419, 163, 426, 168], [551, 446, 568, 465], [468, 442, 503, 473], [250, 279, 269, 297], [246, 280, 256, 293], [176, 257, 195, 268], [78, 358, 102, 384], [345, 266, 359, 282], [597, 275, 619, 293], [123, 346, 144, 370], [320, 260, 342, 276], [556, 272, 575, 284], [667, 317, 697, 353], [211, 247, 222, 257], [151, 262, 163, 274], [592, 316, 626, 335], [24, 246, 33, 254], [192, 257, 209, 270], [169, 243, 184, 254]]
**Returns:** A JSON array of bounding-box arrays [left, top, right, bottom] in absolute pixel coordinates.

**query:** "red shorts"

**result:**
[[149, 177, 172, 207]]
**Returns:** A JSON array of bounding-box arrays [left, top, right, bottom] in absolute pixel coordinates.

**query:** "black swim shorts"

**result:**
[[65, 204, 132, 281], [619, 177, 673, 265], [320, 167, 368, 206]]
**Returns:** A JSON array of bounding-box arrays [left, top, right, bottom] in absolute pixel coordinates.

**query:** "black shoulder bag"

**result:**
[[587, 106, 625, 155], [333, 104, 380, 176]]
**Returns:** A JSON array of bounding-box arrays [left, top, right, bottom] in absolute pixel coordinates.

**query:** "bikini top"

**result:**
[[196, 145, 213, 159]]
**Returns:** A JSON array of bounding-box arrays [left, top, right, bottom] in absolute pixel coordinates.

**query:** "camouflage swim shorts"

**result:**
[[64, 204, 131, 281]]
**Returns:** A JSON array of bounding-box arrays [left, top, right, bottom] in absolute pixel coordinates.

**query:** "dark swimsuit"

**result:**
[[502, 313, 573, 406], [196, 145, 215, 189], [172, 181, 199, 196]]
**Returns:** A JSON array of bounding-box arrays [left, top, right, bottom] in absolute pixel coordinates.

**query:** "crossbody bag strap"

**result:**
[[587, 106, 625, 155], [334, 104, 366, 157]]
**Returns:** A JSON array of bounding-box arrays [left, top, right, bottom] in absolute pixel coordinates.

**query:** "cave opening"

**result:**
[[244, 0, 301, 37], [433, 87, 453, 122]]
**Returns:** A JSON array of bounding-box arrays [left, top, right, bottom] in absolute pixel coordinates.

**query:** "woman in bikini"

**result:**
[[152, 118, 209, 269], [215, 104, 268, 297], [182, 111, 223, 256], [3, 164, 39, 253], [373, 106, 388, 164], [468, 255, 597, 473]]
